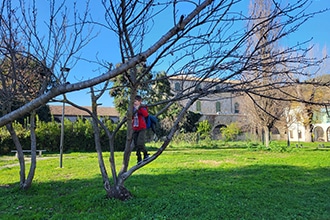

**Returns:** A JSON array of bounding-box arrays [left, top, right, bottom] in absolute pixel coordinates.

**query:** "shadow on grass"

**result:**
[[151, 145, 249, 151], [1, 164, 329, 220]]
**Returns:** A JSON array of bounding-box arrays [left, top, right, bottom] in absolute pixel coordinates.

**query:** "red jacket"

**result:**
[[132, 106, 148, 131]]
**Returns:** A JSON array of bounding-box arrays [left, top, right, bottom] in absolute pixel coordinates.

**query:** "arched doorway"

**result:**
[[314, 126, 324, 142], [327, 127, 330, 142], [213, 124, 226, 140], [271, 126, 281, 140]]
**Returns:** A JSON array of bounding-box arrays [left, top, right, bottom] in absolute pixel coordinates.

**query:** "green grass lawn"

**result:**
[[0, 144, 329, 219]]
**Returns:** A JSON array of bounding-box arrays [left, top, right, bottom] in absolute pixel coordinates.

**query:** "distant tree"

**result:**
[[110, 67, 173, 115], [35, 105, 52, 123], [110, 63, 151, 116], [243, 0, 291, 147], [181, 111, 202, 133]]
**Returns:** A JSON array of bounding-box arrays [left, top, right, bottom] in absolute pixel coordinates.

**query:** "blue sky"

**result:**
[[48, 0, 330, 107]]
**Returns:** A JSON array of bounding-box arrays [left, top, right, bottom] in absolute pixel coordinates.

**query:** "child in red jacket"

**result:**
[[133, 95, 150, 164]]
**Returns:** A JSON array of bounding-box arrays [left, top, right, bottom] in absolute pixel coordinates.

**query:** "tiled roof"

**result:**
[[49, 105, 119, 117], [169, 75, 239, 83]]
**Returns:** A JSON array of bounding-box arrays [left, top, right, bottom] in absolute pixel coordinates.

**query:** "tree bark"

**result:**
[[91, 101, 112, 192], [24, 111, 37, 190], [264, 126, 270, 148], [6, 123, 26, 187], [286, 128, 291, 147], [6, 112, 38, 189], [107, 185, 132, 201], [304, 124, 313, 142]]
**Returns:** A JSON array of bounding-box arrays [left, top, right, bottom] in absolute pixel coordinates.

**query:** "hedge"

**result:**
[[0, 117, 127, 154]]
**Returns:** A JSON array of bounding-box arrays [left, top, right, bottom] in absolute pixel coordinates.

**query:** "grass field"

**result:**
[[0, 143, 329, 219]]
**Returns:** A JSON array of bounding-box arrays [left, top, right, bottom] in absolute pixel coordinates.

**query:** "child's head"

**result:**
[[135, 95, 142, 102], [134, 95, 142, 107]]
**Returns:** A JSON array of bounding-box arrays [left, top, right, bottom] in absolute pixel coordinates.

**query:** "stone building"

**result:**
[[288, 108, 330, 142], [169, 75, 247, 139], [312, 109, 330, 142]]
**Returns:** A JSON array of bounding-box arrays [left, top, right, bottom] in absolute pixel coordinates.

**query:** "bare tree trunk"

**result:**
[[84, 86, 134, 200], [91, 102, 112, 192], [287, 128, 291, 147], [6, 123, 26, 187], [264, 126, 270, 148], [6, 112, 38, 189], [304, 124, 312, 142], [65, 96, 132, 200], [24, 111, 37, 189], [111, 97, 196, 201], [107, 179, 132, 201]]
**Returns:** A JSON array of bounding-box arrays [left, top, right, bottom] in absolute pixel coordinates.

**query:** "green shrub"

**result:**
[[0, 121, 30, 154], [197, 120, 211, 141], [220, 122, 241, 141], [268, 142, 295, 152], [35, 117, 61, 152]]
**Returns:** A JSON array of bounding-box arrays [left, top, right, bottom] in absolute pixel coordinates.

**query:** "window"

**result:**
[[175, 82, 181, 91], [196, 101, 201, 112], [216, 102, 221, 113], [234, 102, 239, 113], [326, 115, 330, 123]]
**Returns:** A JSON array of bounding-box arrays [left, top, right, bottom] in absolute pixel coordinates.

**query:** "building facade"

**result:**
[[169, 76, 247, 138], [287, 107, 330, 142], [313, 109, 330, 142]]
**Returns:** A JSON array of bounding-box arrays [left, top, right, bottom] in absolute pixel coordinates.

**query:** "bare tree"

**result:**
[[0, 1, 51, 188], [0, 0, 328, 199], [0, 0, 93, 189], [240, 0, 295, 147]]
